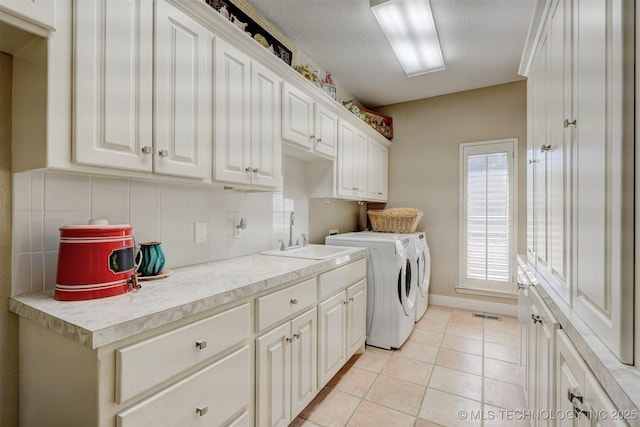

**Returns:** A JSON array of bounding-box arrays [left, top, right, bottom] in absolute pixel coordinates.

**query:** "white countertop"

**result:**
[[9, 249, 366, 349]]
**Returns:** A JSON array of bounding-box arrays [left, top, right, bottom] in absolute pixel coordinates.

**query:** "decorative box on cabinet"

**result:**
[[520, 0, 634, 364], [214, 37, 282, 188]]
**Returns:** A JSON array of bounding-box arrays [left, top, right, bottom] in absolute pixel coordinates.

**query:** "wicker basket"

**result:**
[[368, 208, 423, 233]]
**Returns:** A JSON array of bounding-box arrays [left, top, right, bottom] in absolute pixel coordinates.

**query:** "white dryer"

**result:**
[[411, 232, 431, 321], [325, 232, 418, 349]]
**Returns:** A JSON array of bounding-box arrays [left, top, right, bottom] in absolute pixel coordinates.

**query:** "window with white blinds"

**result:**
[[459, 139, 517, 295]]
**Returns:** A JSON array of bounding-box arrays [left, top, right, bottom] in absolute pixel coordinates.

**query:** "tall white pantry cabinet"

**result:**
[[521, 0, 634, 364]]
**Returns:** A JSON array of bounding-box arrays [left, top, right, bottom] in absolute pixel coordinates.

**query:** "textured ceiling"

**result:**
[[243, 0, 536, 107]]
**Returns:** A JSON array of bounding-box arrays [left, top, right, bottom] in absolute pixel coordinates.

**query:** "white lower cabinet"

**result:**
[[256, 308, 317, 427], [318, 279, 366, 387], [556, 330, 628, 426], [117, 345, 251, 427], [528, 286, 560, 427]]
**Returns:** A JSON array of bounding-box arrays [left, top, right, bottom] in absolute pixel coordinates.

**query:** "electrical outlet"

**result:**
[[194, 222, 207, 243], [329, 229, 339, 235]]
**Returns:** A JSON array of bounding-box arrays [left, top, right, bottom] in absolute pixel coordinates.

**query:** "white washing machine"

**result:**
[[325, 232, 418, 349], [411, 232, 431, 321]]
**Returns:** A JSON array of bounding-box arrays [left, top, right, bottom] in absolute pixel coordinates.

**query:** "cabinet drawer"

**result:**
[[117, 345, 250, 427], [116, 303, 250, 403], [319, 258, 366, 299], [256, 278, 316, 332]]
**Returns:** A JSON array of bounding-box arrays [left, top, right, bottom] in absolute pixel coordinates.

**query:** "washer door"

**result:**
[[417, 241, 431, 297], [397, 241, 418, 317]]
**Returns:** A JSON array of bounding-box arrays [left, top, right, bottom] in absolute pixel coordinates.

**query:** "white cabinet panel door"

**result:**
[[346, 280, 366, 356], [250, 61, 282, 187], [282, 82, 314, 149], [572, 0, 633, 364], [290, 308, 317, 418], [74, 0, 153, 172], [367, 140, 388, 201], [314, 104, 338, 158], [256, 322, 291, 427], [318, 291, 347, 387], [154, 0, 211, 179], [214, 37, 251, 184]]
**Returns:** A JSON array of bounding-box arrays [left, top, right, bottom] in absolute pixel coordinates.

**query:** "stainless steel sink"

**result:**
[[261, 244, 354, 260]]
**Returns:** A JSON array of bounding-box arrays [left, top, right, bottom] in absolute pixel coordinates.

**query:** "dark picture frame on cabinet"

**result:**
[[360, 107, 393, 140], [206, 0, 293, 65]]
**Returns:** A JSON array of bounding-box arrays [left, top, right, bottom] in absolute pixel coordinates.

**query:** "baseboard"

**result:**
[[429, 294, 518, 317]]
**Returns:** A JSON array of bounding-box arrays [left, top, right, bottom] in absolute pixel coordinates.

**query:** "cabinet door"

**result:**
[[517, 269, 530, 394], [354, 131, 369, 199], [318, 291, 347, 387], [250, 61, 282, 187], [529, 287, 561, 427], [154, 0, 211, 179], [526, 79, 536, 262], [556, 330, 588, 427], [367, 140, 388, 201], [117, 345, 250, 427], [314, 104, 338, 158], [214, 38, 251, 184], [572, 0, 633, 364], [0, 0, 55, 30], [256, 322, 291, 427], [583, 373, 628, 427], [346, 279, 366, 357], [532, 40, 548, 270], [214, 37, 251, 185], [74, 0, 153, 172], [290, 308, 317, 419], [282, 82, 314, 149]]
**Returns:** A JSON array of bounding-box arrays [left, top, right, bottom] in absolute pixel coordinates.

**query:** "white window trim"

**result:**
[[458, 138, 518, 296]]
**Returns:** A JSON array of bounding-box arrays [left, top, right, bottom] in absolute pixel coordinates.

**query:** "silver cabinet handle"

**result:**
[[528, 159, 537, 164], [343, 300, 348, 305], [245, 166, 251, 173], [195, 339, 207, 350], [286, 337, 293, 343], [196, 404, 208, 416], [317, 138, 322, 142], [377, 192, 383, 195], [293, 333, 300, 339], [310, 135, 315, 140], [141, 146, 152, 154], [290, 298, 298, 305], [540, 145, 551, 152], [517, 282, 525, 291], [531, 313, 542, 324], [158, 149, 169, 157], [252, 168, 259, 173], [564, 119, 577, 128], [348, 297, 354, 302]]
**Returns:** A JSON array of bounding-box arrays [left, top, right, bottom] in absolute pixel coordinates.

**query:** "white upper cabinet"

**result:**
[[367, 139, 388, 201], [522, 0, 634, 363], [0, 0, 55, 30], [74, 0, 212, 180], [154, 0, 212, 179], [74, 0, 154, 173], [314, 104, 338, 158], [214, 38, 281, 188], [571, 0, 633, 364], [282, 82, 315, 150], [337, 120, 367, 200]]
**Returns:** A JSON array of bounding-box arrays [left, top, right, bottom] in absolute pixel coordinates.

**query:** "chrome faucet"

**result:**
[[278, 212, 308, 251]]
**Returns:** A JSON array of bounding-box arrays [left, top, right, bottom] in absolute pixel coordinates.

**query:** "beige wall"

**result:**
[[308, 198, 362, 244], [376, 81, 527, 304], [0, 51, 18, 427]]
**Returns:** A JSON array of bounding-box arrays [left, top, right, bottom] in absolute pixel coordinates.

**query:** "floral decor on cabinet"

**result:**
[[343, 100, 393, 140]]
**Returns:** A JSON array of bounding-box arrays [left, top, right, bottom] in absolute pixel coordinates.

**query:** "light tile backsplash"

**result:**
[[11, 157, 309, 296]]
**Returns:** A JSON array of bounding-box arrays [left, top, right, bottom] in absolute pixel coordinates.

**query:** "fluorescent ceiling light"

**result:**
[[371, 0, 445, 77]]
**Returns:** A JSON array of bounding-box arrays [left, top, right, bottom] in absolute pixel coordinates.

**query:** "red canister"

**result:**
[[55, 224, 135, 301]]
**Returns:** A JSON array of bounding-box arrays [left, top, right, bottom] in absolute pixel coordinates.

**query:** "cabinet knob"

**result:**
[[196, 404, 208, 416], [343, 300, 348, 305], [348, 297, 354, 302], [571, 397, 591, 419], [540, 144, 551, 153], [290, 298, 298, 305], [531, 313, 542, 324], [517, 282, 526, 291], [528, 159, 537, 164], [141, 146, 152, 154], [293, 333, 300, 340], [195, 339, 207, 350], [245, 166, 251, 173], [286, 337, 293, 343], [564, 118, 577, 128], [316, 138, 322, 142], [158, 149, 169, 157], [252, 167, 259, 173], [377, 192, 383, 195], [310, 135, 315, 140]]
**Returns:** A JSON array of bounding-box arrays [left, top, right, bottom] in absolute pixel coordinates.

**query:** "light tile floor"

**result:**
[[291, 305, 528, 427]]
